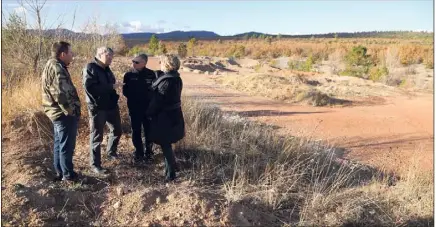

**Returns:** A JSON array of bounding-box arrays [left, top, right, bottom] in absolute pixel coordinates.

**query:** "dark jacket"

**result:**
[[122, 67, 156, 114], [82, 58, 119, 111], [146, 71, 185, 144]]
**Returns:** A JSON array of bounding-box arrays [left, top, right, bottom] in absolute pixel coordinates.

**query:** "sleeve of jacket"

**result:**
[[52, 64, 73, 115], [83, 64, 113, 100], [122, 72, 130, 98], [146, 79, 169, 116]]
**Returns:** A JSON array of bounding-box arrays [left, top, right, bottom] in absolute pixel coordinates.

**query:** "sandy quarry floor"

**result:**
[[146, 57, 433, 175]]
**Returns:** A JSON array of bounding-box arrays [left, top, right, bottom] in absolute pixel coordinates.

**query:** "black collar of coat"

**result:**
[[93, 57, 110, 70], [163, 70, 180, 77], [132, 67, 148, 73]]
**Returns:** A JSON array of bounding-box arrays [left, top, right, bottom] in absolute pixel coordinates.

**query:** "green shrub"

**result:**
[[148, 35, 159, 55], [127, 45, 143, 56], [341, 45, 373, 78], [304, 55, 315, 71], [233, 45, 246, 58], [226, 45, 246, 59], [344, 45, 371, 66], [269, 59, 278, 67], [369, 66, 389, 81], [288, 55, 314, 72], [339, 67, 369, 78]]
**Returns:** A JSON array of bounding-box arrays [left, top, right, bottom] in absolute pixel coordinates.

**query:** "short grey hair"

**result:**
[[160, 54, 180, 72], [96, 47, 114, 58], [135, 53, 148, 63]]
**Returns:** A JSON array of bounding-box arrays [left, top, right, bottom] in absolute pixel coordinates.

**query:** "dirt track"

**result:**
[[147, 58, 433, 175]]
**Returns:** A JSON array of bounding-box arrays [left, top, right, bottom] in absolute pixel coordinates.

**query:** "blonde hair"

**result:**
[[160, 54, 180, 72]]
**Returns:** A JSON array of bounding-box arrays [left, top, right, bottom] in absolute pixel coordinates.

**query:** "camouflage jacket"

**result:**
[[42, 58, 81, 121]]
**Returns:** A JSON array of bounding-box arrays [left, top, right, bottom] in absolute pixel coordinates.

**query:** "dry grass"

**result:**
[[2, 76, 43, 121], [176, 99, 433, 226]]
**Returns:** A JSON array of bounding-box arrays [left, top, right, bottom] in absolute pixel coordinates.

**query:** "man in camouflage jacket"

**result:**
[[42, 41, 81, 182]]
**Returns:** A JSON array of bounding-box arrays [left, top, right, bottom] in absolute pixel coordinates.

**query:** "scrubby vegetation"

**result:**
[[130, 35, 432, 83]]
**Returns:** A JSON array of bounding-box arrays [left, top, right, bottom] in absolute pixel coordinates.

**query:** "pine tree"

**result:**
[[148, 34, 159, 55]]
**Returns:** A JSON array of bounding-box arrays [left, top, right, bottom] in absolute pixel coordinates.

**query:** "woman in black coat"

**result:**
[[146, 54, 185, 182]]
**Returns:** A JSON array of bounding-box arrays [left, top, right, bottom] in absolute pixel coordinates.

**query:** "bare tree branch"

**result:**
[[71, 5, 78, 31], [17, 0, 48, 73]]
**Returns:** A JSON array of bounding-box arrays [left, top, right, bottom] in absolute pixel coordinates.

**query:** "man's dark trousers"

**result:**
[[130, 112, 153, 160], [89, 106, 122, 168]]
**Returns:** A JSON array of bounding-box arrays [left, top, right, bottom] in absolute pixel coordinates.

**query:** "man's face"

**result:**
[[101, 52, 114, 66], [60, 46, 74, 65], [132, 57, 146, 70]]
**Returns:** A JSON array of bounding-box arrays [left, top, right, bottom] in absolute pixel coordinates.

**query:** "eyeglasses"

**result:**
[[132, 60, 141, 64]]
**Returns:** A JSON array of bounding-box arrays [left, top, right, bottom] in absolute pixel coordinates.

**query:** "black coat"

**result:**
[[146, 71, 185, 144], [122, 67, 156, 115], [83, 58, 119, 111]]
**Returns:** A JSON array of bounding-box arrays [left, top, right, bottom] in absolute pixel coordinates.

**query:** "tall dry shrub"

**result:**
[[399, 45, 424, 65], [2, 7, 126, 125], [384, 47, 401, 70]]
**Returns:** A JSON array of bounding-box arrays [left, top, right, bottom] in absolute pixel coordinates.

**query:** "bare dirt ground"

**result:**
[[147, 57, 433, 175]]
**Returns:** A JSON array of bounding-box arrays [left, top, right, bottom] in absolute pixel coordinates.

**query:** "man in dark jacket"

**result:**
[[83, 47, 123, 174], [123, 54, 156, 163]]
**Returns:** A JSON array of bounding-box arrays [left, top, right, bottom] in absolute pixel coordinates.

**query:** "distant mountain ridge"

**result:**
[[121, 30, 433, 42], [122, 30, 220, 40], [120, 30, 433, 47], [24, 28, 434, 42]]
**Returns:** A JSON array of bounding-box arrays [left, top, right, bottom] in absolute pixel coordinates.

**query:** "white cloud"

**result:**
[[80, 19, 190, 34], [117, 20, 165, 33]]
